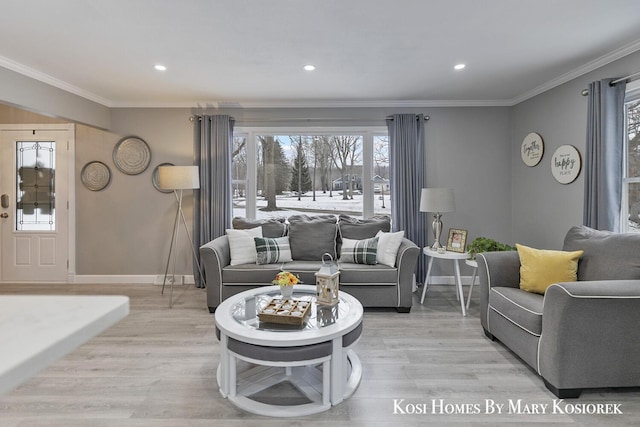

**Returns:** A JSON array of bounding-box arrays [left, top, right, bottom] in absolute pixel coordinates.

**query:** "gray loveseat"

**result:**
[[200, 215, 420, 314], [477, 225, 640, 398]]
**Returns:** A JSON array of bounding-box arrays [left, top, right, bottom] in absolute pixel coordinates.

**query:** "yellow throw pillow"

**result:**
[[516, 244, 584, 294]]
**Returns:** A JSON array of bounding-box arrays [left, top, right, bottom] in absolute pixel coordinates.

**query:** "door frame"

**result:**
[[0, 123, 76, 283]]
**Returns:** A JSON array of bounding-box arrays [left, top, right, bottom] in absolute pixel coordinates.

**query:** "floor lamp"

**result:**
[[158, 165, 205, 307], [419, 188, 455, 250]]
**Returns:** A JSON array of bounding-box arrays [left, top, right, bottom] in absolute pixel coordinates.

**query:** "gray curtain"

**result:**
[[584, 79, 626, 232], [387, 113, 427, 281], [193, 115, 235, 287]]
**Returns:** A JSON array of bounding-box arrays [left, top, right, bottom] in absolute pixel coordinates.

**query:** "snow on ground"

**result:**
[[233, 192, 391, 220]]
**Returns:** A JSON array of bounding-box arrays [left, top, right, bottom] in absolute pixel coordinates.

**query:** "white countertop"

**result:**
[[0, 295, 129, 395]]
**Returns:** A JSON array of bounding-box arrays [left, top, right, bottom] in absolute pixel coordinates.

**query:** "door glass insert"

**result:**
[[16, 141, 56, 231]]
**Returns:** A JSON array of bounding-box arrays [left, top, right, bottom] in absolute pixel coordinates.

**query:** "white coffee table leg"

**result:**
[[330, 337, 343, 405]]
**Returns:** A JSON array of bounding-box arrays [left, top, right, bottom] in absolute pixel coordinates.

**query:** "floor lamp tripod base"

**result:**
[[161, 189, 205, 308]]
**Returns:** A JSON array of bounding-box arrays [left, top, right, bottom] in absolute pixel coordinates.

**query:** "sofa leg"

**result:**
[[396, 307, 411, 313], [208, 306, 216, 314], [483, 328, 495, 341], [544, 379, 582, 399]]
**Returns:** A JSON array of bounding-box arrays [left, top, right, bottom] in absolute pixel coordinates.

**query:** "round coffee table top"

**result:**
[[215, 285, 363, 347]]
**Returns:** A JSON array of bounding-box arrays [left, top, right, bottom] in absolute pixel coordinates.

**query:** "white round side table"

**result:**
[[421, 248, 470, 316]]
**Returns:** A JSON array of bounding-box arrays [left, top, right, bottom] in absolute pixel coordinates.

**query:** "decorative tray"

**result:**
[[258, 298, 311, 325]]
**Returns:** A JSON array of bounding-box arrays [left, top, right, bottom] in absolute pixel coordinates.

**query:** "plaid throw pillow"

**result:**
[[338, 237, 379, 265], [254, 236, 293, 265]]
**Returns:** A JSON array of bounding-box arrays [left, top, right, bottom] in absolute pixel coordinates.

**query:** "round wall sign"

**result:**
[[521, 132, 544, 166], [551, 145, 581, 184]]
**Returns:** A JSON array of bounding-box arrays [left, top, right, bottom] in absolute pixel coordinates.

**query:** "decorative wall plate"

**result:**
[[521, 132, 544, 167], [152, 162, 174, 193], [551, 145, 581, 184], [81, 161, 111, 191], [113, 136, 151, 175]]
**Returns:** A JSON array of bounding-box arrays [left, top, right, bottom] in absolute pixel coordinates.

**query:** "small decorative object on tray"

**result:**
[[258, 298, 311, 325], [272, 271, 301, 298]]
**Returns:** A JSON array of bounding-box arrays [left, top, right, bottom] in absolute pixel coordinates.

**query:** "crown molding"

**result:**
[[0, 55, 113, 107], [510, 37, 640, 106], [4, 37, 640, 110], [110, 99, 513, 109]]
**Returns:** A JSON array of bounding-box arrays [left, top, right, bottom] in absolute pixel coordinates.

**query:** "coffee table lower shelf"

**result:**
[[216, 349, 362, 417]]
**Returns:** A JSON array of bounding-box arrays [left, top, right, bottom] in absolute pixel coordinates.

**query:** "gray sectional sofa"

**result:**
[[200, 215, 420, 313], [477, 225, 640, 398]]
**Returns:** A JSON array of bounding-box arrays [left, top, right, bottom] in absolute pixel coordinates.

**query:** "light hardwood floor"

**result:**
[[0, 283, 638, 426]]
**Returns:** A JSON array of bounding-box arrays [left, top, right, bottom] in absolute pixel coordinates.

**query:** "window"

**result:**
[[623, 83, 640, 232], [234, 128, 389, 220], [16, 141, 56, 231]]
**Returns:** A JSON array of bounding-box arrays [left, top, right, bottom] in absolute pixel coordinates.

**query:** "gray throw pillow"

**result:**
[[288, 214, 338, 260], [338, 214, 391, 240], [232, 216, 287, 238], [563, 225, 640, 280]]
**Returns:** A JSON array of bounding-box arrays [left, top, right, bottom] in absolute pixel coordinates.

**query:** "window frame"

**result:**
[[234, 126, 389, 219], [621, 80, 640, 232]]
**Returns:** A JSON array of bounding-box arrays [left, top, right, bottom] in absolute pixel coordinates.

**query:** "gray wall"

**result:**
[[74, 106, 511, 277], [511, 49, 640, 249]]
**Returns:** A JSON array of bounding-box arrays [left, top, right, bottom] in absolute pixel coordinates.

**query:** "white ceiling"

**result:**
[[1, 0, 640, 108]]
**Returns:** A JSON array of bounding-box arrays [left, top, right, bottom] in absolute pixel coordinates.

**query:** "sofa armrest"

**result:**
[[396, 238, 420, 310], [199, 235, 231, 312], [538, 280, 640, 390], [477, 251, 520, 331]]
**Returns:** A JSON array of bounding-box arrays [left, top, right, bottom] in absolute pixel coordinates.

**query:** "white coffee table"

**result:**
[[214, 285, 363, 417]]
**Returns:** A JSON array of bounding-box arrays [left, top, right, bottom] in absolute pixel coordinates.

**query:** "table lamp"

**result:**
[[158, 165, 205, 307], [419, 188, 455, 250]]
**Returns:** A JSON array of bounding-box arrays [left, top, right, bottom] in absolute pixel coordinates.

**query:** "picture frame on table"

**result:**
[[446, 228, 468, 253]]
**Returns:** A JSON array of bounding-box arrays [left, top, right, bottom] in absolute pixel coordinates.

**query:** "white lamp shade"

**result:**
[[158, 165, 200, 190], [419, 187, 455, 213]]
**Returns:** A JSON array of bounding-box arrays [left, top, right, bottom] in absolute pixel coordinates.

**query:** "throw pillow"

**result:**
[[517, 243, 584, 294], [232, 216, 287, 238], [226, 226, 263, 265], [339, 236, 379, 265], [254, 236, 293, 265], [288, 215, 338, 260], [375, 230, 404, 267], [338, 214, 391, 240]]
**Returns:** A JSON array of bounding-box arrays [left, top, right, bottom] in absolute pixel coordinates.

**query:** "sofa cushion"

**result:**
[[338, 214, 390, 240], [489, 287, 543, 336], [232, 216, 287, 238], [254, 236, 293, 265], [223, 263, 283, 284], [226, 227, 263, 265], [339, 237, 379, 265], [563, 225, 640, 281], [288, 215, 338, 261], [375, 230, 404, 267], [516, 244, 583, 294]]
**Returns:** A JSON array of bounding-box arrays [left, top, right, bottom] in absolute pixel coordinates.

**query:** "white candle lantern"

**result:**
[[315, 253, 340, 306]]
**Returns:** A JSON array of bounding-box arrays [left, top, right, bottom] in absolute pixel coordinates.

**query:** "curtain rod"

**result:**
[[189, 115, 430, 122], [581, 70, 640, 96]]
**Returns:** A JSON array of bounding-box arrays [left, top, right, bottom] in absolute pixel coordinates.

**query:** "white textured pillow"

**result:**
[[226, 226, 263, 265], [375, 230, 404, 267]]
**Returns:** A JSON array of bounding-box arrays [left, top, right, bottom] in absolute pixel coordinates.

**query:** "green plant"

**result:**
[[467, 237, 515, 260]]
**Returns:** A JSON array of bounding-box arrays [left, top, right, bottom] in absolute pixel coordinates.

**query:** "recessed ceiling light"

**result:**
[[154, 64, 167, 71], [304, 65, 316, 71], [454, 63, 466, 70]]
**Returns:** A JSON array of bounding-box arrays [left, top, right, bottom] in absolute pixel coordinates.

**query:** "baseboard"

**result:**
[[73, 275, 195, 285], [423, 275, 477, 286]]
